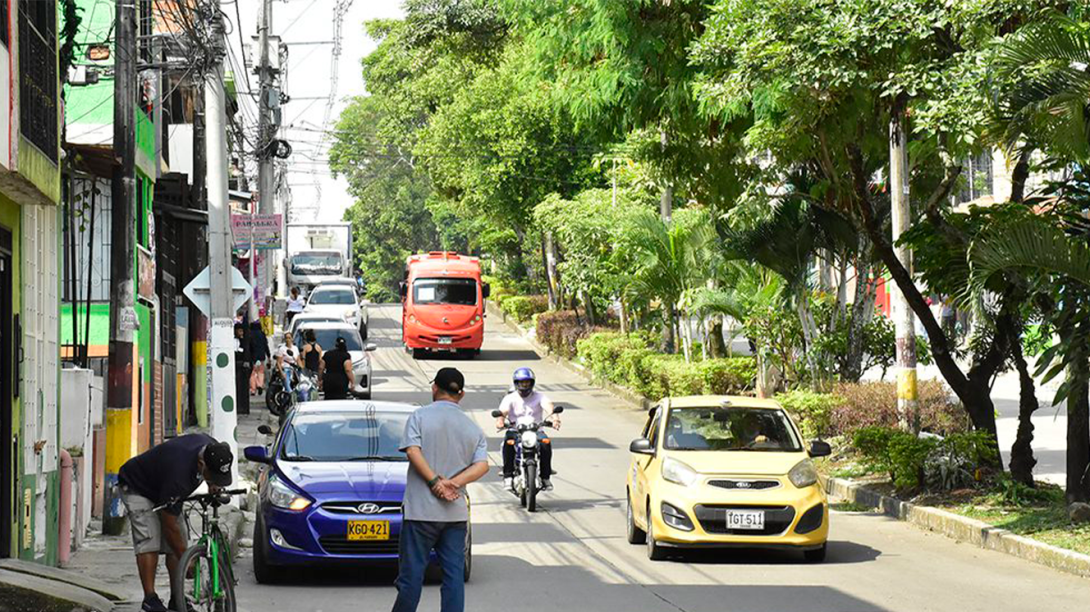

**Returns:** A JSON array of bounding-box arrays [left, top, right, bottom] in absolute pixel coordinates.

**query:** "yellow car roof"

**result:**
[[665, 395, 783, 410]]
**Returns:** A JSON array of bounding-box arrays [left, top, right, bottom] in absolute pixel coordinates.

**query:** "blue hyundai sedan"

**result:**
[[243, 400, 472, 583]]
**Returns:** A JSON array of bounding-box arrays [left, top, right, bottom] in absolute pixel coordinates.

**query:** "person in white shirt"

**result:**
[[494, 367, 561, 490], [285, 287, 306, 328], [276, 333, 300, 394]]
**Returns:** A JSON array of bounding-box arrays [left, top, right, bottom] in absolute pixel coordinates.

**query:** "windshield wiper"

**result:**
[[344, 456, 406, 462], [284, 455, 316, 461]]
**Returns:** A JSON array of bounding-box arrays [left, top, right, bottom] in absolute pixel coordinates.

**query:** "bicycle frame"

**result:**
[[182, 492, 242, 604]]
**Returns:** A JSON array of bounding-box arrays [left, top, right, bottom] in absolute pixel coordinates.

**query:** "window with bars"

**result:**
[[18, 0, 57, 162], [956, 152, 994, 204]]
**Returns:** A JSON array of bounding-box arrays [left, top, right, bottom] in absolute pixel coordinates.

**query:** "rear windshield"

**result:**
[[308, 289, 356, 305], [664, 407, 802, 452], [280, 411, 409, 462], [413, 278, 477, 306], [294, 328, 363, 351]]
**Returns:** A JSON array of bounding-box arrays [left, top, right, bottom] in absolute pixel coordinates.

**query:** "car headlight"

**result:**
[[521, 431, 538, 448], [788, 459, 819, 488], [268, 475, 312, 511], [345, 309, 358, 320], [353, 358, 366, 370], [661, 457, 700, 487]]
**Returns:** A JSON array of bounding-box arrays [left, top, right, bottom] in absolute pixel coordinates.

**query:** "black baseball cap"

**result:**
[[202, 442, 234, 487], [432, 367, 465, 395]]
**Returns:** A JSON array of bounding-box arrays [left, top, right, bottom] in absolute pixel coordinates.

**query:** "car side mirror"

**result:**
[[629, 438, 654, 456], [809, 440, 832, 458], [491, 409, 503, 418], [482, 283, 491, 299], [552, 405, 564, 414], [243, 445, 271, 464], [364, 343, 377, 352], [257, 424, 274, 436]]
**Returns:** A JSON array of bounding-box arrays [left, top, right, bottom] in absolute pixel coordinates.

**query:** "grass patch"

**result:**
[[941, 482, 1090, 556], [831, 501, 874, 513]]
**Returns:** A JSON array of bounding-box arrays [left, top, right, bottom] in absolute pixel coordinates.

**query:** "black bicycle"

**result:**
[[166, 489, 247, 612]]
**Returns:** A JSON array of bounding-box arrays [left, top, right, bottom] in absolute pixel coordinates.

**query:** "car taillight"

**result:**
[[408, 315, 416, 324]]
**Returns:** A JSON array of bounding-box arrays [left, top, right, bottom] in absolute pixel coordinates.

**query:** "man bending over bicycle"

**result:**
[[118, 434, 234, 612]]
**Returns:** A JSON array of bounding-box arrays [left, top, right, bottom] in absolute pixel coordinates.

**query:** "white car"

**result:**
[[287, 313, 344, 338], [304, 285, 369, 340], [293, 321, 376, 399]]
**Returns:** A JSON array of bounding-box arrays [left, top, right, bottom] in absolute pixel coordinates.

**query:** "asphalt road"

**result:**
[[230, 304, 1090, 612]]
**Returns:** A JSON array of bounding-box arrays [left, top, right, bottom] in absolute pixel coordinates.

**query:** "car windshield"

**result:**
[[291, 252, 343, 275], [294, 328, 363, 351], [289, 316, 340, 334], [663, 407, 802, 452], [308, 289, 356, 305], [280, 411, 409, 462], [413, 278, 477, 306]]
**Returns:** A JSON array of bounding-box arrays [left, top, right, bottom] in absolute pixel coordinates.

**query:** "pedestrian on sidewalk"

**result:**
[[392, 367, 488, 612], [250, 319, 270, 395], [234, 323, 252, 415], [118, 434, 234, 612]]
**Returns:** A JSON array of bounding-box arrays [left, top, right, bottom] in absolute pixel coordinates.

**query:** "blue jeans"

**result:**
[[392, 520, 466, 612]]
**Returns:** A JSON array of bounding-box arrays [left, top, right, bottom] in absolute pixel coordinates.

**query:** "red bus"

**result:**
[[400, 252, 490, 358]]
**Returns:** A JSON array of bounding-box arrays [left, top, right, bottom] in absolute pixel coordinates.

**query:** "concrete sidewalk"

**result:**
[[65, 407, 271, 611]]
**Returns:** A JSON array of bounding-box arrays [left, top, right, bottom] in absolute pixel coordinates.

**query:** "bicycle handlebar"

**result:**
[[152, 488, 248, 513]]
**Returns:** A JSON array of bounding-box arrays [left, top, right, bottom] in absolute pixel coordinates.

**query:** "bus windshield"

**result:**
[[412, 278, 477, 306]]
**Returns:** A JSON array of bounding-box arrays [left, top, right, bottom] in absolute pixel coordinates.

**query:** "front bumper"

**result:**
[[260, 500, 405, 565], [649, 480, 828, 550], [404, 319, 484, 350]]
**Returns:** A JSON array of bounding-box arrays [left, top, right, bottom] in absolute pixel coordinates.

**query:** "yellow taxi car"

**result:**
[[626, 395, 831, 562]]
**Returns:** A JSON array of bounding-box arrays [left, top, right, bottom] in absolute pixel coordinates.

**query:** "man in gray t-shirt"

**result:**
[[393, 367, 488, 612]]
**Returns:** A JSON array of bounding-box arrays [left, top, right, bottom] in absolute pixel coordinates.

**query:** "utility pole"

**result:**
[[256, 0, 276, 301], [103, 0, 137, 536], [890, 104, 918, 431], [206, 14, 240, 482]]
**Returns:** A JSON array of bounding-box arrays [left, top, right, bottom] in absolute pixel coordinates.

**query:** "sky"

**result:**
[[228, 0, 404, 224]]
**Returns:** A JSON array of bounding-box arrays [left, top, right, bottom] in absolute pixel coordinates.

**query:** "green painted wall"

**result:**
[[60, 303, 110, 348]]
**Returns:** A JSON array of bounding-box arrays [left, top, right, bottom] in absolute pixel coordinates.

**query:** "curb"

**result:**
[[487, 303, 653, 412], [822, 475, 1090, 579]]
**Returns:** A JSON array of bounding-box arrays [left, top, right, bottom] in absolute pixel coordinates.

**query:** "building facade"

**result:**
[[0, 0, 63, 565]]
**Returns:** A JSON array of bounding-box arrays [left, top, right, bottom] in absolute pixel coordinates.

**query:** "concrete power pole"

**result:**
[[205, 15, 240, 481], [103, 0, 137, 536], [257, 0, 275, 301], [890, 106, 918, 431]]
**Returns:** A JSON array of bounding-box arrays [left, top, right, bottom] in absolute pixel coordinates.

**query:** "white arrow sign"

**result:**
[[182, 266, 253, 317]]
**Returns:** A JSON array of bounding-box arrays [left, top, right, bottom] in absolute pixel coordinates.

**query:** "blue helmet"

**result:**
[[513, 367, 536, 397]]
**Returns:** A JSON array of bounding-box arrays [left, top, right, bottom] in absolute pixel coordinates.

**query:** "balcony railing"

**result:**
[[19, 6, 58, 163]]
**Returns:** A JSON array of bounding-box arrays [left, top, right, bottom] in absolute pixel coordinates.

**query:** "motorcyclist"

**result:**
[[495, 367, 561, 491]]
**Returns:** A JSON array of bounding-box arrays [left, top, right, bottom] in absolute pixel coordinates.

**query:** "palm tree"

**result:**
[[627, 208, 716, 362], [991, 12, 1090, 165]]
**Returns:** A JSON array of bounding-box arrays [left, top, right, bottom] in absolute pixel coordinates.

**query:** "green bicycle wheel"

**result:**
[[173, 542, 236, 612]]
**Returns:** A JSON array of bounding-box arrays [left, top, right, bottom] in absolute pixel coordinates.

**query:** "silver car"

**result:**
[[293, 321, 376, 399], [303, 285, 370, 340]]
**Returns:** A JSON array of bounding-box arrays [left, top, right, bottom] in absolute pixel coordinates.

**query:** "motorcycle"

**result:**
[[491, 406, 563, 513], [272, 366, 318, 425]]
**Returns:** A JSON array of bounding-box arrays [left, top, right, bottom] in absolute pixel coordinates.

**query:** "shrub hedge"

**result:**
[[535, 311, 610, 359], [575, 331, 756, 399], [500, 295, 549, 323]]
